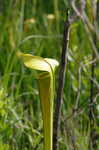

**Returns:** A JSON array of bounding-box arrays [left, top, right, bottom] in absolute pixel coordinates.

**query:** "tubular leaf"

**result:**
[[17, 51, 59, 150]]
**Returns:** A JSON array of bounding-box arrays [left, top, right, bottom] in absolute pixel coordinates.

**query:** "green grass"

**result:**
[[0, 0, 99, 150]]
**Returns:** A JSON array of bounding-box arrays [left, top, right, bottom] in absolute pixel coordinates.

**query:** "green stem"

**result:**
[[38, 72, 54, 150]]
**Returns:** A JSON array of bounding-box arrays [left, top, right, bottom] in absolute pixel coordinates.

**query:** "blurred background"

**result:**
[[0, 0, 99, 150]]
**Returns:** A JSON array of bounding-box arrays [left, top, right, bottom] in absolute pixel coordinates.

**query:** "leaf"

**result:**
[[17, 51, 59, 150], [17, 51, 59, 72], [38, 72, 52, 150]]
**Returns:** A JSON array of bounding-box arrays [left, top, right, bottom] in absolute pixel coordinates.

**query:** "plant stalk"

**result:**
[[53, 12, 70, 150]]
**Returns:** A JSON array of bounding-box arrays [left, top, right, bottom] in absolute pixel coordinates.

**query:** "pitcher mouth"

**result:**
[[38, 72, 50, 80]]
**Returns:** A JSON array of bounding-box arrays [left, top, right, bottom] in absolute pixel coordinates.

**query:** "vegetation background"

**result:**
[[0, 0, 99, 150]]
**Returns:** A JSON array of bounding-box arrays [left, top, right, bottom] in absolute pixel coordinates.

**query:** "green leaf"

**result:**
[[17, 51, 58, 72], [17, 51, 59, 150]]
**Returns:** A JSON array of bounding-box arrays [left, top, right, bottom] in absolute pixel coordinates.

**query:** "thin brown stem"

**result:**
[[53, 12, 71, 150]]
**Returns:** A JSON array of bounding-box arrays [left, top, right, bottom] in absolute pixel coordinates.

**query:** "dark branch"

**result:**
[[53, 12, 71, 150]]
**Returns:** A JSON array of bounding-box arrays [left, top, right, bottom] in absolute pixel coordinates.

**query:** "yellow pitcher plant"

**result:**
[[17, 52, 59, 150]]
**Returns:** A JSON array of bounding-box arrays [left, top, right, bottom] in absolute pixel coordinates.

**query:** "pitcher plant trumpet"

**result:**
[[17, 51, 59, 150]]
